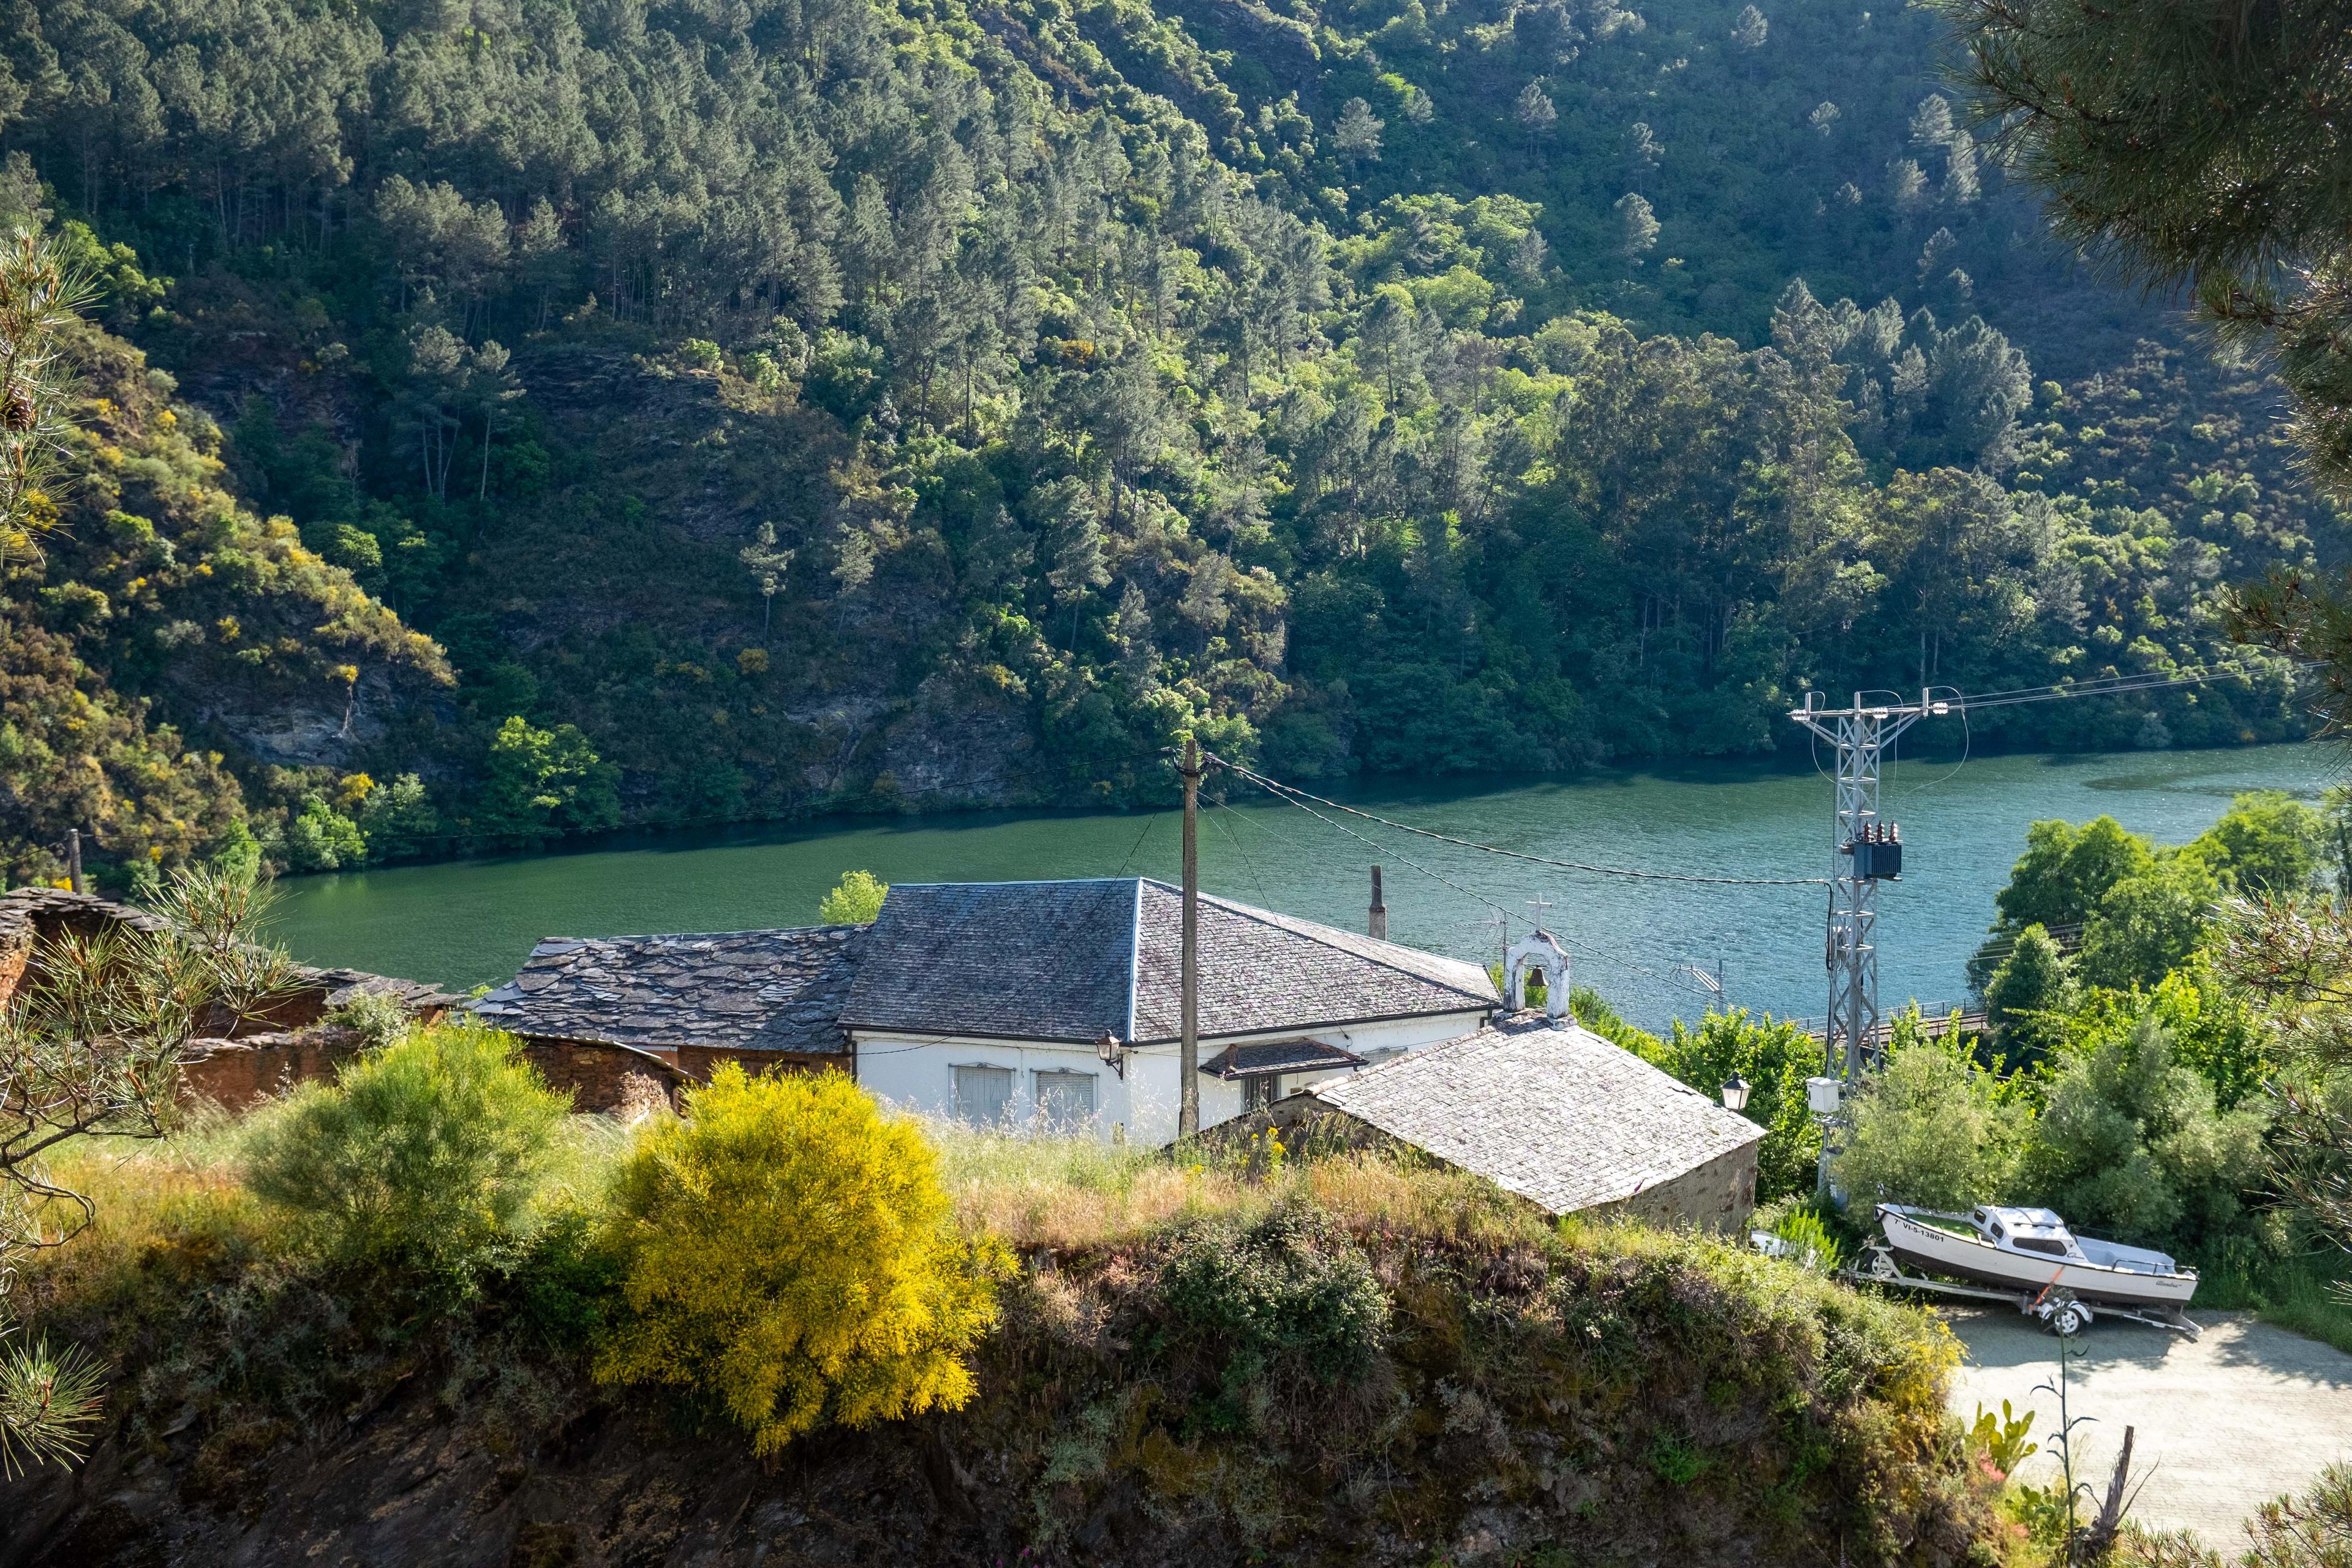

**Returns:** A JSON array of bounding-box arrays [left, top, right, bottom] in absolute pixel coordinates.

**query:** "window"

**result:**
[[953, 1065, 1013, 1128], [2012, 1236, 2068, 1257], [1033, 1069, 1098, 1131], [1243, 1074, 1281, 1110]]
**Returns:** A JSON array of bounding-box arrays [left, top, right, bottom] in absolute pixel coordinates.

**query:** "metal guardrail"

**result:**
[[1796, 1003, 1986, 1044]]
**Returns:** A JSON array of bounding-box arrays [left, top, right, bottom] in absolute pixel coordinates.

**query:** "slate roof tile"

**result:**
[[1199, 1039, 1365, 1079], [473, 925, 861, 1054], [1305, 1012, 1766, 1216], [839, 878, 1495, 1044]]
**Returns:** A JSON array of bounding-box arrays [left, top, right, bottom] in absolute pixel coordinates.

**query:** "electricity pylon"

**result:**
[[1790, 691, 1948, 1085]]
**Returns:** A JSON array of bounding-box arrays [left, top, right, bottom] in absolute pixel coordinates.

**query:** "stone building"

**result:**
[[0, 886, 458, 1107], [1246, 1009, 1766, 1232], [470, 925, 863, 1109]]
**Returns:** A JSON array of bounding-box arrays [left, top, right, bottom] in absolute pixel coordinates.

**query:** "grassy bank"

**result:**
[[2188, 1243, 2352, 1355], [6, 1106, 2015, 1568]]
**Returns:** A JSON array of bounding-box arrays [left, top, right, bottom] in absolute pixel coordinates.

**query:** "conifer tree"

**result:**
[[1939, 0, 2352, 494], [1332, 98, 1384, 170]]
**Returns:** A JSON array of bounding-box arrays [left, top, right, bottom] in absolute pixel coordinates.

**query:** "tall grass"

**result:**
[[919, 1118, 1558, 1253], [2192, 1245, 2352, 1354]]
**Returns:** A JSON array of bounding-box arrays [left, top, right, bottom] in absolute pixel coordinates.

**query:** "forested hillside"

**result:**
[[0, 0, 2333, 878]]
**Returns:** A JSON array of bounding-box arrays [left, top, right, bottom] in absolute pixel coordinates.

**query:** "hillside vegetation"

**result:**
[[2, 1046, 2003, 1567], [0, 0, 2334, 878]]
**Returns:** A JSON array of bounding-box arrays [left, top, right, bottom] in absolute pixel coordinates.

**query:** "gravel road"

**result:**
[[1945, 1308, 2352, 1546]]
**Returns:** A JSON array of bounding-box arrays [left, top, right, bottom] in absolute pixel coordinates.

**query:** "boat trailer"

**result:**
[[1836, 1241, 2202, 1338]]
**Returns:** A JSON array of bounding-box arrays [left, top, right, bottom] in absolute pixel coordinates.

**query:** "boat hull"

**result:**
[[1879, 1208, 2196, 1309]]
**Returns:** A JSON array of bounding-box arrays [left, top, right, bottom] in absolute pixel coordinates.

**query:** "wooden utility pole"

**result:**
[[64, 827, 82, 894], [1368, 865, 1387, 940], [1178, 736, 1202, 1139]]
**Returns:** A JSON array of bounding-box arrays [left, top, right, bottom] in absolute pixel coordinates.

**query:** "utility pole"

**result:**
[[1789, 692, 1944, 1087], [1178, 736, 1203, 1139], [64, 827, 82, 894], [1367, 865, 1387, 940]]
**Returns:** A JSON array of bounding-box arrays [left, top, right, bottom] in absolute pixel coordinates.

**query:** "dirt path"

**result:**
[[1945, 1308, 2352, 1546]]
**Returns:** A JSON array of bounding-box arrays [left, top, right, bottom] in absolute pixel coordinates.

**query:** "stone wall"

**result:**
[[1219, 1097, 1761, 1235], [180, 1031, 366, 1109], [1595, 1140, 1759, 1236], [516, 1037, 689, 1112]]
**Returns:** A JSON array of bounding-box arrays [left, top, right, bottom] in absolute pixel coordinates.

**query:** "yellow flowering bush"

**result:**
[[594, 1065, 1002, 1455]]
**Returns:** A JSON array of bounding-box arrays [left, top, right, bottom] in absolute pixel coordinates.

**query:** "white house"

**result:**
[[844, 879, 1497, 1142], [474, 876, 1498, 1143]]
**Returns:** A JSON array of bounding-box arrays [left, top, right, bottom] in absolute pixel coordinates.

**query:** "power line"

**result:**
[[1205, 753, 1831, 887], [1194, 758, 1689, 985], [1954, 665, 2277, 712]]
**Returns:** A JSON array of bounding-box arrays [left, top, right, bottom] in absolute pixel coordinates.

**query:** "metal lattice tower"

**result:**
[[1790, 692, 1943, 1084]]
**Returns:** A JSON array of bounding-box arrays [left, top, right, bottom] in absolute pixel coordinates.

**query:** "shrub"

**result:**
[[1834, 1041, 2022, 1211], [1756, 1197, 1846, 1272], [1158, 1201, 1390, 1386], [241, 1022, 570, 1278], [594, 1065, 1000, 1456], [817, 869, 888, 924], [2022, 1010, 2268, 1249], [1629, 1006, 1824, 1202]]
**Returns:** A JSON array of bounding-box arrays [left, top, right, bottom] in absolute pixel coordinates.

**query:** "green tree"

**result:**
[[1972, 816, 2155, 985], [818, 869, 888, 924], [1938, 0, 2352, 497], [1614, 193, 1659, 262], [1513, 84, 1556, 157], [0, 228, 91, 568], [465, 340, 522, 502], [356, 774, 441, 861], [2325, 785, 2352, 907], [475, 716, 622, 848], [739, 521, 794, 635], [1625, 1007, 1823, 1203], [1833, 1041, 2020, 1212], [2078, 854, 2222, 992], [280, 794, 368, 872], [2, 860, 289, 1470], [2191, 790, 2323, 896], [1332, 98, 1384, 169], [2022, 1011, 2267, 1249], [1983, 922, 2073, 1054]]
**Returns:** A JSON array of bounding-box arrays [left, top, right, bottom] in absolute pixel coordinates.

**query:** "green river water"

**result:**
[[276, 743, 2343, 1031]]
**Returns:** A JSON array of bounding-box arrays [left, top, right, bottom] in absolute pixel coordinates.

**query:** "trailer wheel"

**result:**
[[2041, 1299, 2090, 1336], [1864, 1247, 1898, 1281]]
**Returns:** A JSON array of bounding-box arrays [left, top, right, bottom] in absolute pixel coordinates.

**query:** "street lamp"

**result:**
[[1719, 1074, 1751, 1112], [1095, 1032, 1126, 1080]]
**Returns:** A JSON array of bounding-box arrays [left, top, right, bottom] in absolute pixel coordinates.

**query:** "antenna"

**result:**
[[1476, 908, 1509, 971]]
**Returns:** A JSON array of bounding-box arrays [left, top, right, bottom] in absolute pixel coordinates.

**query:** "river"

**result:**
[[275, 743, 2343, 1033]]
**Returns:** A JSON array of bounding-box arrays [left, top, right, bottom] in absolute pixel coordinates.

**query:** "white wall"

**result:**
[[854, 1008, 1488, 1145]]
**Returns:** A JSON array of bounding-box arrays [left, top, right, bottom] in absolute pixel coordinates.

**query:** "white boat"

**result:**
[[1877, 1204, 2197, 1310]]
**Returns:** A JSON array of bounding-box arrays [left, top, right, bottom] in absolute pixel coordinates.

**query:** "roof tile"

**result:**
[[1306, 1013, 1766, 1216]]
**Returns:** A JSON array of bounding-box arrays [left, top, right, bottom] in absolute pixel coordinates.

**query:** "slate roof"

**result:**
[[0, 887, 461, 1009], [1304, 1012, 1766, 1216], [473, 926, 861, 1054], [839, 878, 1495, 1045], [1199, 1039, 1365, 1080], [0, 885, 173, 940]]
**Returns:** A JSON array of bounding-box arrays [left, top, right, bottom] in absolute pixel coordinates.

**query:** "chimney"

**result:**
[[1368, 865, 1388, 940]]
